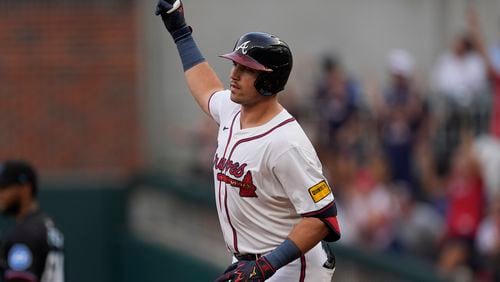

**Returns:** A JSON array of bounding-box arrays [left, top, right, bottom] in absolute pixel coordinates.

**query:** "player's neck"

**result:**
[[16, 201, 38, 221], [240, 99, 283, 129]]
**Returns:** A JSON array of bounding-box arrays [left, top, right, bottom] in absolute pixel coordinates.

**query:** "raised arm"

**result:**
[[155, 0, 224, 116], [467, 5, 498, 79]]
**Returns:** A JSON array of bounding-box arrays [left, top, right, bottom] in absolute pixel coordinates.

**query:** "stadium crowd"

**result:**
[[306, 8, 500, 282]]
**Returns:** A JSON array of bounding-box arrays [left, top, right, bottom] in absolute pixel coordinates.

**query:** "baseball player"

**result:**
[[155, 1, 341, 281], [0, 161, 64, 282]]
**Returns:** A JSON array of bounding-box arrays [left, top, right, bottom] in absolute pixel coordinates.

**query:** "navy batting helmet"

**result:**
[[220, 32, 293, 96]]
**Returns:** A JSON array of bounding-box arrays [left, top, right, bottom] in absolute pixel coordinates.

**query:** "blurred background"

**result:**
[[1, 0, 500, 281]]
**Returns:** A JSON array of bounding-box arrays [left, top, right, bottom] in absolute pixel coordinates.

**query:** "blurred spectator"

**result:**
[[475, 196, 500, 281], [473, 136, 500, 201], [341, 151, 398, 251], [375, 49, 428, 198], [465, 7, 500, 281], [393, 187, 444, 258], [314, 54, 363, 151], [431, 29, 490, 169], [467, 6, 500, 204], [414, 133, 449, 216], [438, 240, 476, 282], [432, 32, 488, 108], [438, 139, 485, 281]]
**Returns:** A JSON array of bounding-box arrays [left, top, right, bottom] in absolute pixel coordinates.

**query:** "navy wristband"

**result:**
[[264, 239, 301, 270], [175, 33, 205, 71], [172, 25, 192, 43]]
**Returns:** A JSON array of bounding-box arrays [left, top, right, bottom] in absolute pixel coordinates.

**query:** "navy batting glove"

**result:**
[[155, 0, 192, 42], [214, 257, 276, 282]]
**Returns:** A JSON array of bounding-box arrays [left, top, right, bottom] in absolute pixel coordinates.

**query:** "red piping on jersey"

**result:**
[[217, 111, 240, 252], [301, 201, 335, 217], [223, 116, 296, 254], [218, 111, 240, 210], [299, 255, 306, 282], [226, 117, 296, 160], [224, 180, 239, 253]]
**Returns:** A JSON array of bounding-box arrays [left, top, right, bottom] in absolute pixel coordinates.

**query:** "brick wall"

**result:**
[[0, 1, 141, 178]]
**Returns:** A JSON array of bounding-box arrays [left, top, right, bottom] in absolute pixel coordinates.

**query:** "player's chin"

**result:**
[[230, 91, 243, 104]]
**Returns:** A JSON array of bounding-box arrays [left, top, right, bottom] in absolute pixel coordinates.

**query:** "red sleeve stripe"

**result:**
[[301, 201, 336, 218], [321, 216, 341, 242]]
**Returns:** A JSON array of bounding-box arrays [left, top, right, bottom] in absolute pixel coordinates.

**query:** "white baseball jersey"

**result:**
[[209, 90, 336, 281]]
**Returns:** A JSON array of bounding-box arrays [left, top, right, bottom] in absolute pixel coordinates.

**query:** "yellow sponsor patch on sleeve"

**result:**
[[308, 181, 331, 203]]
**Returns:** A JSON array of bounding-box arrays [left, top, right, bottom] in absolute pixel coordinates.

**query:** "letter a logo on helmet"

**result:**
[[235, 41, 251, 55], [219, 32, 293, 96]]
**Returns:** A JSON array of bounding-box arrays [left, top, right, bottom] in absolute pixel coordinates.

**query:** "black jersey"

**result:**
[[1, 210, 64, 282]]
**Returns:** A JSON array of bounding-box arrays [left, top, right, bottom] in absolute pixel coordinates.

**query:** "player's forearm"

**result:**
[[173, 30, 224, 115], [186, 62, 224, 115], [156, 0, 224, 115], [258, 217, 329, 274], [288, 217, 330, 253]]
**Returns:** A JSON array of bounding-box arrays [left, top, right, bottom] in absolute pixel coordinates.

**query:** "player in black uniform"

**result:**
[[0, 161, 64, 282]]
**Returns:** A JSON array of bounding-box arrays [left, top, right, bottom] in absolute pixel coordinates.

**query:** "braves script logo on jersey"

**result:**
[[235, 40, 251, 54], [214, 154, 257, 197]]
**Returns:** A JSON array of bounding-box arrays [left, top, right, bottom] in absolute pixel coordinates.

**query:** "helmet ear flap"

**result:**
[[255, 73, 274, 96], [254, 70, 288, 96]]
